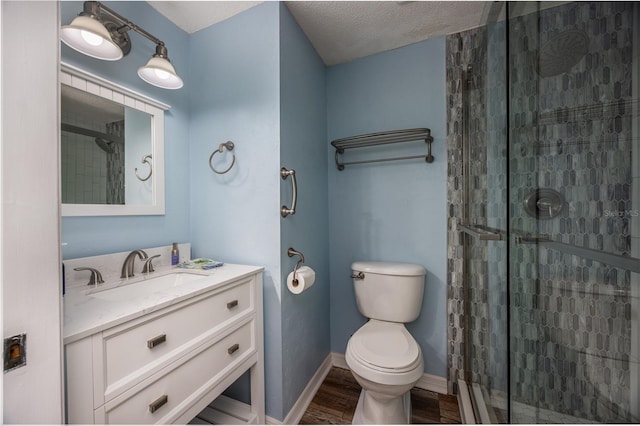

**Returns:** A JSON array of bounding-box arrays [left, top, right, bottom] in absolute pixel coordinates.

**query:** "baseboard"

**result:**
[[272, 353, 333, 425], [270, 352, 450, 424], [331, 352, 349, 370], [331, 352, 448, 395], [196, 396, 259, 424], [265, 415, 282, 425], [416, 372, 448, 395]]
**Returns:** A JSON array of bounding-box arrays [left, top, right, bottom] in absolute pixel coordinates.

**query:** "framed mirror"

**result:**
[[60, 63, 169, 216]]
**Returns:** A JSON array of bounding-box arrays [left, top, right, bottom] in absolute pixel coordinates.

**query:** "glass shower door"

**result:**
[[460, 7, 509, 422], [507, 1, 640, 422]]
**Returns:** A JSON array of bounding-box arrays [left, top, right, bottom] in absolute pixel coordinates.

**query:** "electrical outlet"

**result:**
[[4, 334, 26, 372]]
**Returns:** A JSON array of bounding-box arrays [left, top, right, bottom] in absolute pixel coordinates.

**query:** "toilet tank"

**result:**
[[351, 261, 426, 323]]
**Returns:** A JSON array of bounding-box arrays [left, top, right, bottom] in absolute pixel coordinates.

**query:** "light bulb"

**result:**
[[154, 69, 171, 80], [80, 30, 104, 46]]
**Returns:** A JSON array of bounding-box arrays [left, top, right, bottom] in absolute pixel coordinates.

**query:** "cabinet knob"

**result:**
[[147, 334, 167, 349], [226, 300, 239, 309], [227, 343, 240, 355], [149, 394, 168, 413]]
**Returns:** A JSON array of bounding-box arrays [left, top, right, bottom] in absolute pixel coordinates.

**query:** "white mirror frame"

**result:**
[[60, 62, 169, 216]]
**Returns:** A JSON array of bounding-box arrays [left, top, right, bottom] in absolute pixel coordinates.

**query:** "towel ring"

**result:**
[[135, 155, 152, 181], [209, 141, 235, 174]]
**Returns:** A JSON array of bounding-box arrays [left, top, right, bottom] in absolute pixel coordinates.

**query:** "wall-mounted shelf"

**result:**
[[330, 128, 434, 170]]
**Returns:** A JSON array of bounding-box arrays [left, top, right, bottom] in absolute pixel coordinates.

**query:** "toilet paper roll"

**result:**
[[287, 266, 316, 295]]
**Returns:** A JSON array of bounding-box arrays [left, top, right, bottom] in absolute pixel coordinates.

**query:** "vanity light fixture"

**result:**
[[137, 44, 184, 90], [60, 2, 123, 61], [61, 1, 183, 90]]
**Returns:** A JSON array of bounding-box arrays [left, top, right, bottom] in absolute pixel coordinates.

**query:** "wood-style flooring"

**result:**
[[299, 367, 462, 424]]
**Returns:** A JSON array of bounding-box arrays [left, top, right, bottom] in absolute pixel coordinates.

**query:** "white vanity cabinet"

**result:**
[[64, 267, 264, 424]]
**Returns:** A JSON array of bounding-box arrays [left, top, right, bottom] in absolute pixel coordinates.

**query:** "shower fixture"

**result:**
[[537, 29, 589, 77], [523, 188, 564, 219], [94, 137, 115, 154], [61, 1, 183, 90]]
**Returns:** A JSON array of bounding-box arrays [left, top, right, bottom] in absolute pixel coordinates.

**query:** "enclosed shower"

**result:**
[[446, 1, 639, 423]]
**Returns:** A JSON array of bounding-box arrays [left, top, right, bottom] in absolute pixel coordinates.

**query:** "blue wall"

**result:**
[[186, 3, 286, 420], [279, 3, 330, 415], [60, 1, 190, 259], [326, 37, 448, 378], [188, 4, 331, 419]]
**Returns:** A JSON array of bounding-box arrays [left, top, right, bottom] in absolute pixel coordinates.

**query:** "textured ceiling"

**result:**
[[285, 1, 488, 66], [148, 1, 491, 66]]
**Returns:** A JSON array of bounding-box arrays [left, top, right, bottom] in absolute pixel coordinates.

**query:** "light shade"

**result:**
[[61, 15, 123, 61], [137, 56, 184, 90]]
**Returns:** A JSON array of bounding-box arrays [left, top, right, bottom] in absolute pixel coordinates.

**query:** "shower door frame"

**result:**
[[458, 3, 511, 420]]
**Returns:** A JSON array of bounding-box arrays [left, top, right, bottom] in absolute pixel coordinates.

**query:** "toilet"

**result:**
[[345, 261, 426, 424]]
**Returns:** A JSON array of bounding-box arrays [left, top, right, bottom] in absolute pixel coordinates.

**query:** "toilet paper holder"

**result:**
[[287, 247, 305, 284]]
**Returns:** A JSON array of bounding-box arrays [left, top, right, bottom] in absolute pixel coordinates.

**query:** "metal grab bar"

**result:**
[[281, 167, 297, 218], [458, 223, 503, 241], [336, 154, 428, 169], [517, 235, 640, 273], [135, 154, 152, 181]]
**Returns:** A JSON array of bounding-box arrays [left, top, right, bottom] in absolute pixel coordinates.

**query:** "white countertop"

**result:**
[[63, 263, 263, 344]]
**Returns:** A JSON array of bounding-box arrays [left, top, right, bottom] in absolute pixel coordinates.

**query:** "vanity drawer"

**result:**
[[101, 278, 253, 400], [98, 320, 255, 424]]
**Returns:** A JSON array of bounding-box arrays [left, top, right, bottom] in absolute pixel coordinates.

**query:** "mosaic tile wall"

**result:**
[[105, 120, 125, 205], [446, 25, 494, 395], [446, 1, 637, 423], [446, 19, 509, 402]]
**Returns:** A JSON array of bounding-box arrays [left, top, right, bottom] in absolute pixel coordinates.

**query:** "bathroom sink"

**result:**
[[90, 272, 207, 302]]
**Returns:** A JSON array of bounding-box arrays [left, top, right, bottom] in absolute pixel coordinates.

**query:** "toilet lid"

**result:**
[[349, 320, 421, 371]]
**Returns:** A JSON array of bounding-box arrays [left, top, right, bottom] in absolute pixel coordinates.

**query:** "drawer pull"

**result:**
[[149, 394, 168, 413], [226, 300, 239, 309], [227, 343, 240, 355], [147, 334, 166, 349]]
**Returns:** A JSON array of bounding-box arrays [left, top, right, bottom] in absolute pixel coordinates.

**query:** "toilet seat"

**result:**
[[346, 320, 423, 386]]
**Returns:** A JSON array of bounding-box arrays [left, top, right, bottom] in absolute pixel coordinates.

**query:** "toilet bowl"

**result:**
[[345, 261, 426, 424], [346, 320, 424, 424]]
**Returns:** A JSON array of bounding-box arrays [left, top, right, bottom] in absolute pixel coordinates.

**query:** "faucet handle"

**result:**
[[74, 267, 104, 286], [142, 255, 161, 274]]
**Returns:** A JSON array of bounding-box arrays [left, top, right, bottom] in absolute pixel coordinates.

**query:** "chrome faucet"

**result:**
[[121, 250, 148, 279]]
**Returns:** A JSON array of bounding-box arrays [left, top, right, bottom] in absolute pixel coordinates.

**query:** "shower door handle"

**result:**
[[517, 235, 640, 274], [458, 223, 503, 241], [281, 167, 297, 218]]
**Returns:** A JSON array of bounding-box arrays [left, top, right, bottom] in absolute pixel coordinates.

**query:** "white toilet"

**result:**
[[345, 261, 426, 424]]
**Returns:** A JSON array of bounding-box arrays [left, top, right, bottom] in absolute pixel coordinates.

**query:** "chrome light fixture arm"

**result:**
[[90, 1, 164, 51]]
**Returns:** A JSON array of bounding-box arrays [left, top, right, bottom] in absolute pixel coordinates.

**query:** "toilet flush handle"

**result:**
[[351, 272, 365, 280]]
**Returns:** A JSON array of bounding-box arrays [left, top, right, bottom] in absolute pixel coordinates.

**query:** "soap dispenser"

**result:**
[[171, 243, 179, 265]]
